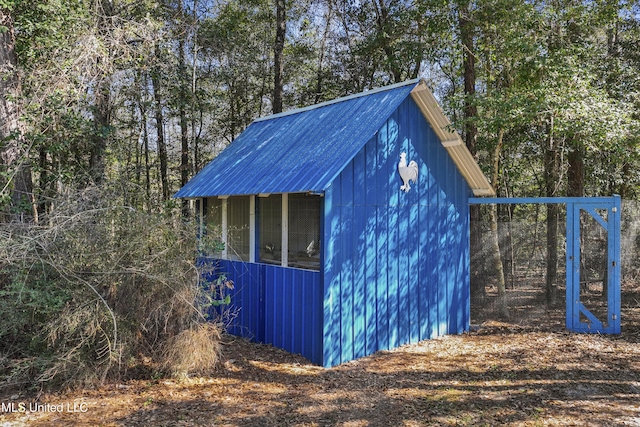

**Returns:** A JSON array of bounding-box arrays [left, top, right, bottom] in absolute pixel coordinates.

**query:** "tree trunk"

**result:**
[[498, 203, 515, 289], [314, 1, 333, 104], [90, 81, 110, 185], [89, 0, 114, 185], [124, 103, 136, 207], [567, 138, 584, 198], [178, 16, 190, 218], [151, 57, 169, 201], [458, 1, 484, 300], [0, 7, 34, 221], [491, 129, 508, 318], [38, 147, 50, 217], [191, 22, 202, 176], [544, 115, 560, 306], [134, 122, 142, 203], [273, 0, 286, 114], [373, 0, 402, 83], [135, 71, 152, 213], [141, 104, 152, 213]]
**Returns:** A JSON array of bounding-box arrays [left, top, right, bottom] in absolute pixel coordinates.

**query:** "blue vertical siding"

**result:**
[[202, 95, 472, 369], [364, 140, 379, 357], [203, 258, 323, 366], [322, 97, 471, 367]]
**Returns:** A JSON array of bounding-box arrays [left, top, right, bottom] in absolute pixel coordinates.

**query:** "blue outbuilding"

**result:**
[[175, 79, 494, 367]]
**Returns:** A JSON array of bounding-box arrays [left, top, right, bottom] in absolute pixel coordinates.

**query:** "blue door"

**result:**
[[566, 196, 621, 334]]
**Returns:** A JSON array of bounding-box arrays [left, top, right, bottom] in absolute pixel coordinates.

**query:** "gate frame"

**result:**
[[468, 195, 621, 334]]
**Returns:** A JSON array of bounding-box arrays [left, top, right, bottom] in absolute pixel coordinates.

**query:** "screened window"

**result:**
[[227, 196, 250, 261], [199, 198, 223, 257], [288, 194, 321, 270], [201, 193, 321, 270], [259, 194, 282, 265], [206, 197, 222, 230]]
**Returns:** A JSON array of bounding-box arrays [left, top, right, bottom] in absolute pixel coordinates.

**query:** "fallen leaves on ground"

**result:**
[[2, 283, 640, 427]]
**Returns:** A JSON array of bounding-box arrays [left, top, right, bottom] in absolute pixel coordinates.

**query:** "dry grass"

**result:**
[[159, 323, 223, 378]]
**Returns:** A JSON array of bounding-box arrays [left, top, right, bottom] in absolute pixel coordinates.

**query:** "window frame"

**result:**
[[204, 193, 322, 271]]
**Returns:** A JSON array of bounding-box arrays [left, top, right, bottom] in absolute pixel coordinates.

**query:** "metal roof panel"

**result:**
[[175, 79, 495, 198], [174, 81, 418, 198]]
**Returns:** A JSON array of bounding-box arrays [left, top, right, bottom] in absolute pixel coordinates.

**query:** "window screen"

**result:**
[[227, 196, 250, 261], [203, 198, 223, 257], [206, 198, 222, 230], [288, 194, 321, 270], [202, 193, 321, 270], [259, 194, 282, 265]]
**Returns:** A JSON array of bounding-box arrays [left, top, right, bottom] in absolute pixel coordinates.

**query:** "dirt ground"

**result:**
[[1, 283, 639, 427]]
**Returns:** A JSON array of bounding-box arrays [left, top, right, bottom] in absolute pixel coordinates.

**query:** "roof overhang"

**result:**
[[410, 80, 495, 197]]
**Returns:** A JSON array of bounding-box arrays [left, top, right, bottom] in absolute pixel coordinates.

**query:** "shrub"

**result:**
[[0, 187, 225, 390]]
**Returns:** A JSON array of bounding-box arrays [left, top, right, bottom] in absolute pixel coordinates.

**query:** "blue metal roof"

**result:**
[[174, 79, 420, 198]]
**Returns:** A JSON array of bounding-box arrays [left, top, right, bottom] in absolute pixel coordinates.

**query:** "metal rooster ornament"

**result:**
[[398, 152, 418, 193]]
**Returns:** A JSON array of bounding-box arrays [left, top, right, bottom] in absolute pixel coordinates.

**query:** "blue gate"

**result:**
[[469, 196, 621, 334], [566, 197, 621, 333]]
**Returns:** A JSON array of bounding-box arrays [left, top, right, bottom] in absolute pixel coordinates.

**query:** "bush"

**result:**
[[0, 187, 225, 391]]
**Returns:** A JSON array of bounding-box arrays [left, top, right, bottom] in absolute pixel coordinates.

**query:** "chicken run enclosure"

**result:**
[[470, 196, 628, 334]]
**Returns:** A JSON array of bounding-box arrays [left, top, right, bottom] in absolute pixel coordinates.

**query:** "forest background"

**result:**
[[0, 0, 639, 390]]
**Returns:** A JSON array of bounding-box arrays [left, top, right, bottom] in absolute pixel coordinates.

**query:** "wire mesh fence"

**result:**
[[470, 200, 639, 332]]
